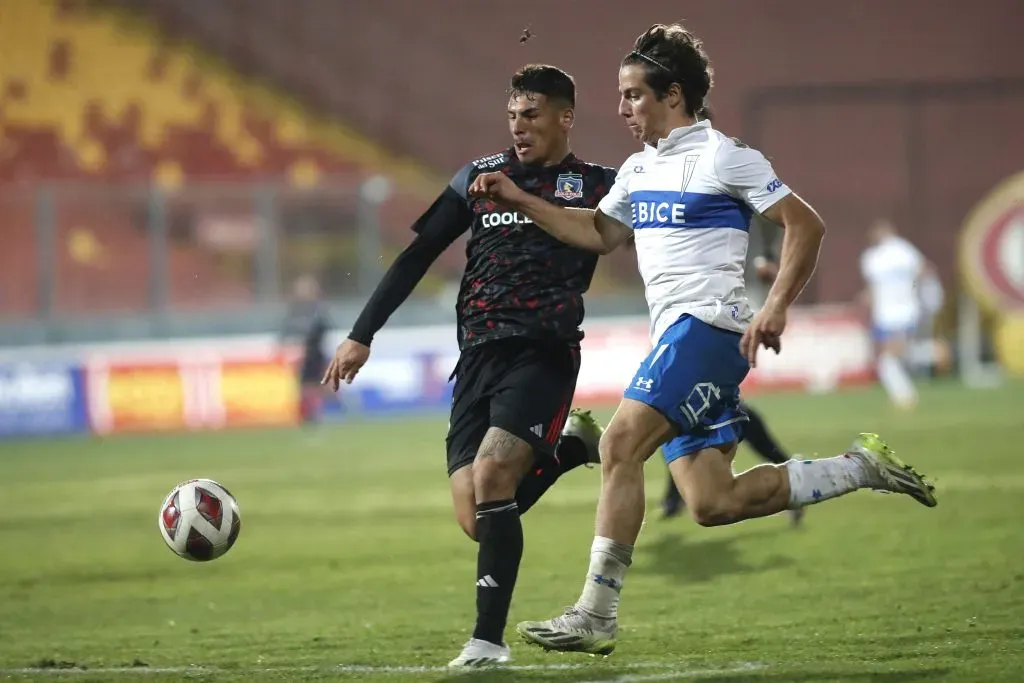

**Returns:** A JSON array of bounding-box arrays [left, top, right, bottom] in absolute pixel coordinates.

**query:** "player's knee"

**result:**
[[472, 453, 521, 500], [688, 495, 743, 527], [473, 428, 533, 499], [598, 424, 643, 471]]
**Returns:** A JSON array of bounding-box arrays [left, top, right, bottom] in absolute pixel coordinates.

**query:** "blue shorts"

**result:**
[[872, 323, 917, 343], [623, 315, 750, 464]]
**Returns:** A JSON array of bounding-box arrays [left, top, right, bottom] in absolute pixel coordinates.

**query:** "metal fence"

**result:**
[[0, 177, 650, 345]]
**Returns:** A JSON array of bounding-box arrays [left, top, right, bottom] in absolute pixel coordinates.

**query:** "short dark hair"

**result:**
[[623, 23, 713, 118], [508, 64, 576, 108]]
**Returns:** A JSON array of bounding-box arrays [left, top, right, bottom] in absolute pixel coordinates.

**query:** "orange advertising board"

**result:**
[[100, 363, 189, 433], [86, 353, 300, 434], [217, 359, 299, 427]]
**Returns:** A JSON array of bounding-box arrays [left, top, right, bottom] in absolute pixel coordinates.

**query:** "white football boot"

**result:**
[[517, 605, 617, 655], [447, 638, 511, 667]]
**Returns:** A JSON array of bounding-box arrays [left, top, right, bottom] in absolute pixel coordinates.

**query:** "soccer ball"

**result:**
[[158, 479, 241, 561]]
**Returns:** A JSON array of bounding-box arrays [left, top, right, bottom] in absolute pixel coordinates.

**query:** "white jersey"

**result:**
[[598, 120, 791, 345], [860, 235, 924, 329]]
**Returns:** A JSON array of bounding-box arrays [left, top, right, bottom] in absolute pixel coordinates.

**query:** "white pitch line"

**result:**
[[578, 662, 766, 683], [1, 661, 766, 677]]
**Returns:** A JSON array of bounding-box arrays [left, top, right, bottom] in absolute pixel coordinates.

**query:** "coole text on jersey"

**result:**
[[481, 211, 535, 229], [448, 148, 616, 349]]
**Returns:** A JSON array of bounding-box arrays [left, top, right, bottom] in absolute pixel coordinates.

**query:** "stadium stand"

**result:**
[[0, 0, 468, 316]]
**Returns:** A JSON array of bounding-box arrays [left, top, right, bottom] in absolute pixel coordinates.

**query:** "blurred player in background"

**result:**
[[280, 274, 331, 425], [322, 65, 614, 667], [859, 219, 930, 410], [472, 23, 938, 656], [911, 264, 949, 376]]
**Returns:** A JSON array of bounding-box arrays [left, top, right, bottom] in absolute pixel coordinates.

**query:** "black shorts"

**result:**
[[445, 337, 581, 476]]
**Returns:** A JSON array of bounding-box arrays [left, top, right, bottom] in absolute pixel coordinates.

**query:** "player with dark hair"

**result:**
[[471, 23, 936, 655], [322, 64, 614, 667]]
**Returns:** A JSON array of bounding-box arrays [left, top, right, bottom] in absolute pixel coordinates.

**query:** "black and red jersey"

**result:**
[[350, 148, 616, 351]]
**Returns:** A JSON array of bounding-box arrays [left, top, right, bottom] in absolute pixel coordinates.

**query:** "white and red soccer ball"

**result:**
[[158, 479, 241, 561]]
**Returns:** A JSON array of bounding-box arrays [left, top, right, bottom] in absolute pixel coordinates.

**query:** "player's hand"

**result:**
[[740, 301, 786, 368], [321, 339, 370, 391], [468, 172, 525, 206]]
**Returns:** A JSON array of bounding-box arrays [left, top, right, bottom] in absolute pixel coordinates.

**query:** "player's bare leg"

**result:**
[[672, 432, 937, 528], [449, 467, 478, 541], [448, 427, 534, 667], [662, 403, 805, 525], [448, 409, 603, 542], [672, 442, 780, 524], [518, 418, 937, 656], [517, 399, 671, 655], [877, 334, 918, 410]]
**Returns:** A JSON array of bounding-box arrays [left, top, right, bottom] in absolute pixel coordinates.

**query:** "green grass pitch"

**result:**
[[1, 380, 1023, 682]]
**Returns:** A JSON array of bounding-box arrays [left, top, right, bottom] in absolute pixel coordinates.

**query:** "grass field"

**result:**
[[1, 380, 1023, 682]]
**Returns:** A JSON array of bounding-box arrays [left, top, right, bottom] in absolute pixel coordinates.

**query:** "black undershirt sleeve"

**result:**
[[348, 186, 472, 345]]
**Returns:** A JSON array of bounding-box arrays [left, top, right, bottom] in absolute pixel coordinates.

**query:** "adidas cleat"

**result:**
[[447, 638, 511, 667], [849, 433, 937, 507], [516, 606, 617, 656], [560, 409, 604, 466]]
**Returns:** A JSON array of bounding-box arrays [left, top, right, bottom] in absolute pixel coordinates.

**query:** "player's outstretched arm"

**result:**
[[760, 193, 826, 310], [470, 172, 631, 254], [740, 193, 825, 366], [322, 189, 471, 390]]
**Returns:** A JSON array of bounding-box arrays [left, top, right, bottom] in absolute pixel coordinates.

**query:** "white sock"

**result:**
[[784, 455, 874, 509], [576, 536, 632, 620], [877, 353, 917, 405]]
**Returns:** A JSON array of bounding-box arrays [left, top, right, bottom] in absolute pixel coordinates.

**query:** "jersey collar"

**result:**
[[643, 119, 712, 156], [506, 147, 579, 170]]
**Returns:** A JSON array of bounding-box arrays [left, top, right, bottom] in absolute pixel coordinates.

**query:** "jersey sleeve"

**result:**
[[446, 161, 476, 203], [596, 160, 634, 229], [714, 142, 792, 213], [349, 185, 472, 345]]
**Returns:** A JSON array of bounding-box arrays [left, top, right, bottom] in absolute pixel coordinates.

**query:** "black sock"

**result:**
[[472, 499, 523, 645], [514, 464, 560, 515], [743, 405, 789, 465], [514, 435, 589, 516], [554, 435, 589, 471], [663, 467, 683, 506]]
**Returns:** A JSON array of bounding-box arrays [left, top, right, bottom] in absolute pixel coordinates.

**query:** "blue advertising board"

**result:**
[[0, 360, 89, 438], [320, 352, 455, 419]]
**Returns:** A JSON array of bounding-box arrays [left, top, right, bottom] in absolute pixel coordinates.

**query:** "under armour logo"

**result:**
[[634, 377, 653, 391]]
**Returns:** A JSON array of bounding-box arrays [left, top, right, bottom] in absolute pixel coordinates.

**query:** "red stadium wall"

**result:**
[[134, 0, 1024, 304], [7, 0, 1024, 310]]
